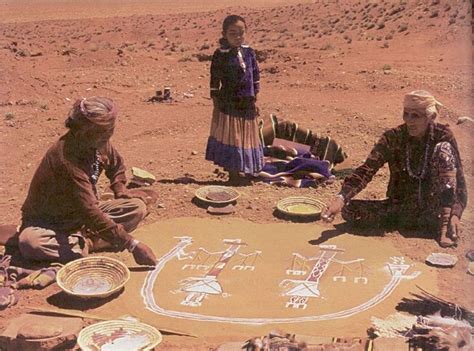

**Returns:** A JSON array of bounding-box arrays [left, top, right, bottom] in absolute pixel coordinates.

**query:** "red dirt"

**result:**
[[0, 0, 472, 349]]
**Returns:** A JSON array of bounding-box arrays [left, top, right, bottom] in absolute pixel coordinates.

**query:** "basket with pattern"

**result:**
[[77, 319, 162, 351], [194, 186, 240, 205], [276, 196, 326, 218], [57, 256, 130, 299]]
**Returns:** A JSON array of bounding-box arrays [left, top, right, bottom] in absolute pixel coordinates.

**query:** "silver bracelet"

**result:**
[[128, 239, 140, 253]]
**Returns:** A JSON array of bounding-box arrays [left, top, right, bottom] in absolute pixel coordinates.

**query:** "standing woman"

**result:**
[[205, 15, 264, 183]]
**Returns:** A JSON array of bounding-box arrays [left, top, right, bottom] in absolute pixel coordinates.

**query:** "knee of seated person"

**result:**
[[129, 197, 148, 217], [18, 227, 46, 258]]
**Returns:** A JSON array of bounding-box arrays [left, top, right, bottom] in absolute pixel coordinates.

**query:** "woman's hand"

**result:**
[[321, 195, 345, 223]]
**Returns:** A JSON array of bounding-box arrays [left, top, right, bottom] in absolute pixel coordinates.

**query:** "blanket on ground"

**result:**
[[259, 114, 348, 169], [256, 114, 344, 187], [257, 145, 334, 188]]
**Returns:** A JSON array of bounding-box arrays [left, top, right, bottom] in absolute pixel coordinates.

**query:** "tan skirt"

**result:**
[[205, 107, 264, 174]]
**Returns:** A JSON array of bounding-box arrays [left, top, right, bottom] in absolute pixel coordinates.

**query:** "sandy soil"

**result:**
[[0, 0, 473, 349]]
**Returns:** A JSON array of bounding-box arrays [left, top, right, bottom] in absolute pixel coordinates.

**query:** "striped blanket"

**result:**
[[259, 114, 347, 169], [256, 114, 346, 187]]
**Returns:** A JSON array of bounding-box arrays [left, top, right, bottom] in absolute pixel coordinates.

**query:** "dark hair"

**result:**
[[222, 15, 246, 33]]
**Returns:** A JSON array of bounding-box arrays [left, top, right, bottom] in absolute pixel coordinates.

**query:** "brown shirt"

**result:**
[[340, 123, 467, 218], [21, 132, 132, 249]]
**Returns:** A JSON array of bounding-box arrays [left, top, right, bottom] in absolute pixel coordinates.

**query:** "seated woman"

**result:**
[[322, 91, 467, 247], [18, 97, 157, 265]]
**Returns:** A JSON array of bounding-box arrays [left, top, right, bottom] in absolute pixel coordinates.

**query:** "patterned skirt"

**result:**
[[205, 106, 264, 174]]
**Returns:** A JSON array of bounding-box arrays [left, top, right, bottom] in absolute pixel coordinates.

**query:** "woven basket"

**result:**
[[425, 253, 458, 267], [195, 185, 240, 204], [276, 196, 326, 218], [57, 256, 130, 299], [77, 320, 162, 351]]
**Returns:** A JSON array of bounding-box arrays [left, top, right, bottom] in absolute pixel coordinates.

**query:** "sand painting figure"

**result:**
[[280, 245, 369, 309], [141, 237, 421, 324], [173, 239, 261, 307]]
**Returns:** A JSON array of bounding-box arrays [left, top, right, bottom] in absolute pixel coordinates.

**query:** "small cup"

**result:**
[[163, 87, 171, 100]]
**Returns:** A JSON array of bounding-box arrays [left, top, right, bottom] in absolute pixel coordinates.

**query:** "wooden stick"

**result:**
[[25, 307, 197, 338]]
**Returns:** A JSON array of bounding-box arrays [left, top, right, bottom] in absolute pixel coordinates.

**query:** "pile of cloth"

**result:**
[[256, 114, 347, 187], [0, 254, 61, 310]]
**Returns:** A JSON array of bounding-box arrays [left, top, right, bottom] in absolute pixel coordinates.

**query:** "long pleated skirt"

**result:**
[[205, 107, 264, 174]]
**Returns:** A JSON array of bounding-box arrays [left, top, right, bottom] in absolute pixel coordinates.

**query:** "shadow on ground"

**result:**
[[309, 222, 436, 245]]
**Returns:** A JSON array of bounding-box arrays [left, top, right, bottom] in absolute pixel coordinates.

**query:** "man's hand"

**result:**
[[321, 195, 345, 223], [449, 215, 461, 241], [132, 242, 157, 266]]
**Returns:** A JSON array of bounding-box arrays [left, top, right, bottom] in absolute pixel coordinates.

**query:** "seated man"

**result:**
[[322, 91, 467, 247], [18, 97, 156, 265]]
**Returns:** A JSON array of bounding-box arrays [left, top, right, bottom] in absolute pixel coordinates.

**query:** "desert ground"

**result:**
[[0, 0, 473, 349]]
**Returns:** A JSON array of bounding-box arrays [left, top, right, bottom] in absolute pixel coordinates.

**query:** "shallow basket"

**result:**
[[194, 185, 240, 204], [425, 252, 458, 268], [276, 196, 326, 218], [77, 319, 162, 351], [57, 256, 130, 299]]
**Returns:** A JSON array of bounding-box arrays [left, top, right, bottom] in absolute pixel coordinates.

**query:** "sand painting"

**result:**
[[141, 237, 421, 324], [89, 217, 436, 338]]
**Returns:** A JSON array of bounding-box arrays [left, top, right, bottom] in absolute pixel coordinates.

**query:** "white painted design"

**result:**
[[141, 239, 420, 324], [332, 258, 369, 285], [232, 251, 261, 271], [286, 253, 310, 276], [165, 238, 259, 307], [281, 245, 345, 308], [281, 246, 374, 308]]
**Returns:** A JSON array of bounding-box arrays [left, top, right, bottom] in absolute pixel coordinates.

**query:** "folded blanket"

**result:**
[[257, 146, 335, 188], [259, 114, 348, 168]]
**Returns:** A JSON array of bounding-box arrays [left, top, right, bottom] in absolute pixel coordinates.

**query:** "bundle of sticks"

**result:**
[[397, 286, 473, 350], [397, 286, 474, 326]]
